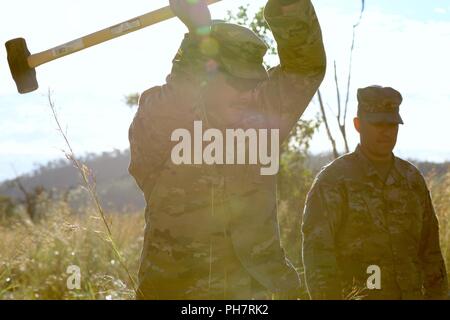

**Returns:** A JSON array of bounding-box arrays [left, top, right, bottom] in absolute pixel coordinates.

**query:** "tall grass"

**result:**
[[46, 91, 140, 295], [0, 169, 449, 299], [0, 199, 144, 299], [0, 92, 144, 300], [427, 168, 450, 272]]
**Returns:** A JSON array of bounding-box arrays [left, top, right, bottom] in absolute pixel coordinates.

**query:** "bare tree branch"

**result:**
[[334, 61, 350, 154], [318, 90, 339, 159], [343, 0, 366, 132], [320, 0, 365, 156], [334, 61, 342, 123]]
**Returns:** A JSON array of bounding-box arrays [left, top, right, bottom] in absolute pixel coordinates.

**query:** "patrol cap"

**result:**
[[357, 85, 404, 124], [209, 20, 269, 81]]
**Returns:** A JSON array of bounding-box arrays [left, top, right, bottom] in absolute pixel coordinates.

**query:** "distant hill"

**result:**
[[308, 153, 450, 177], [0, 149, 448, 213], [0, 149, 145, 213]]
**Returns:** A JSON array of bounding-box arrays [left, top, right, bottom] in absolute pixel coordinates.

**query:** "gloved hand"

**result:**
[[169, 0, 212, 36]]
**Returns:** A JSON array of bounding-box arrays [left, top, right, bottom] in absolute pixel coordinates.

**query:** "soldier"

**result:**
[[302, 85, 448, 300], [128, 0, 326, 299]]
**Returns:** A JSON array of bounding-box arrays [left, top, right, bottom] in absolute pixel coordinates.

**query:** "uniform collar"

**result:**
[[354, 145, 379, 179], [354, 144, 406, 184]]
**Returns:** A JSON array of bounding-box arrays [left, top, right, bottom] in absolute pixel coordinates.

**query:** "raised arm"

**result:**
[[257, 0, 326, 140], [128, 1, 213, 194]]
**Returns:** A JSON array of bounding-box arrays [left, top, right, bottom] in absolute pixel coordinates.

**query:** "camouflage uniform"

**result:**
[[302, 87, 448, 300], [129, 0, 326, 299]]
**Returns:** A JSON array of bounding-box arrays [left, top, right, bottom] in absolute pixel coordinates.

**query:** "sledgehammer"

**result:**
[[5, 0, 222, 94]]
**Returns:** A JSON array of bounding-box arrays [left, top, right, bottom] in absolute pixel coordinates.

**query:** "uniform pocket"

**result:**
[[344, 181, 378, 233]]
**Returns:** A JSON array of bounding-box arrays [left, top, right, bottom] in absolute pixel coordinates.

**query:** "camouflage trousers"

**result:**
[[136, 230, 272, 300], [136, 269, 270, 300]]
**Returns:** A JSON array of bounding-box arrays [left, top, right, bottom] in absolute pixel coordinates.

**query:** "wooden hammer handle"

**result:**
[[27, 0, 223, 68]]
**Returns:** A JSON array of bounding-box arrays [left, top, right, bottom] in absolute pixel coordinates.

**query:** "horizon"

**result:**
[[1, 146, 448, 185]]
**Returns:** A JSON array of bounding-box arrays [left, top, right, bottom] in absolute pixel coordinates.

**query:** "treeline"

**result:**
[[0, 148, 448, 215], [0, 149, 145, 215]]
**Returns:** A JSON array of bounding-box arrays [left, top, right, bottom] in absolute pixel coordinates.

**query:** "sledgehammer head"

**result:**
[[5, 38, 38, 94]]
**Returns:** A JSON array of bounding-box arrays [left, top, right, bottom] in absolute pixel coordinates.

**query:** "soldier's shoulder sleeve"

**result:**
[[302, 158, 347, 300], [128, 87, 165, 194], [128, 34, 211, 194], [314, 154, 353, 185], [304, 158, 348, 229], [396, 158, 426, 187], [128, 81, 198, 195]]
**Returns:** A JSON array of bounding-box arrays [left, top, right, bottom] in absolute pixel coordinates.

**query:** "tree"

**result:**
[[0, 195, 15, 222], [12, 175, 47, 223], [124, 93, 139, 108]]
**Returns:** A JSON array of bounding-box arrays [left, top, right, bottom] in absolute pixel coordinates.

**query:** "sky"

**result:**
[[1, 0, 449, 182]]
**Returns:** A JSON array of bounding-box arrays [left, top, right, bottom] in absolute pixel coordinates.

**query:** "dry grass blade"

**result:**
[[47, 89, 141, 297]]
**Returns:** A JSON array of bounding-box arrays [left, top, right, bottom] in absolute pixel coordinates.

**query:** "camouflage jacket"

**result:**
[[302, 145, 448, 300], [128, 0, 326, 299]]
